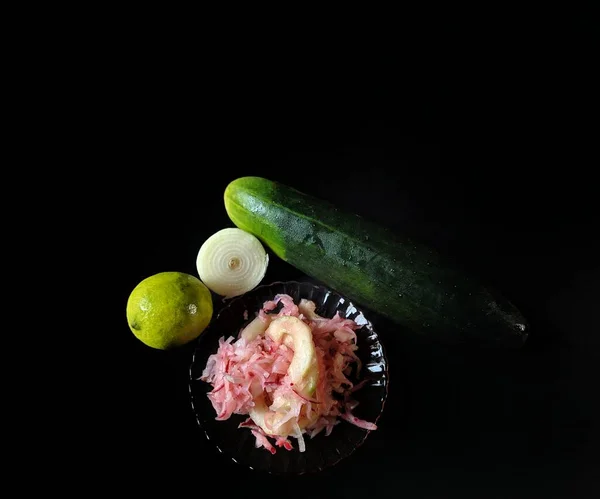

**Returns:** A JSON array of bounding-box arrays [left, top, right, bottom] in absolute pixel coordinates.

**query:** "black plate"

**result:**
[[189, 281, 388, 474]]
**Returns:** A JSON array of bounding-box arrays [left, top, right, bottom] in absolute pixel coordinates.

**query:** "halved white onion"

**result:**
[[196, 228, 268, 298]]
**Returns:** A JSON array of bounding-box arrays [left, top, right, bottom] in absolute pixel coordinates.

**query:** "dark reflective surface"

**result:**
[[109, 95, 599, 496]]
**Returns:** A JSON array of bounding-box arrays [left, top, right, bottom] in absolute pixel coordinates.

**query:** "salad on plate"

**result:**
[[200, 293, 377, 454]]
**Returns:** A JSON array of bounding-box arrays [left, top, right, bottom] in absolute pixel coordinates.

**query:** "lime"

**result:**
[[126, 272, 213, 349]]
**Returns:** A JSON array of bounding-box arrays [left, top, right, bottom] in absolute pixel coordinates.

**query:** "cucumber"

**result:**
[[225, 177, 528, 347], [266, 316, 319, 397]]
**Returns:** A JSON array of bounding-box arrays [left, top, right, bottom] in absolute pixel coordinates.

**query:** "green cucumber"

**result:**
[[225, 177, 528, 347]]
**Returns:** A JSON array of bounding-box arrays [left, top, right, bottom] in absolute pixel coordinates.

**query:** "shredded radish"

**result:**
[[200, 294, 377, 453]]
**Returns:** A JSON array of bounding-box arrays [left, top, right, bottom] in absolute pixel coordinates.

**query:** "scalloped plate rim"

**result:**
[[188, 280, 389, 474]]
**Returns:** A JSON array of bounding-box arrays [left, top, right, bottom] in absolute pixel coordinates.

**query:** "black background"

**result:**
[[99, 31, 599, 497]]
